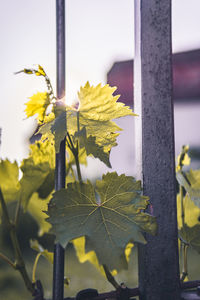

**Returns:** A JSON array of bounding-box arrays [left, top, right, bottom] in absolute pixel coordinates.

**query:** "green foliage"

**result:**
[[179, 224, 200, 254], [74, 127, 111, 168], [176, 146, 200, 281], [3, 64, 200, 296], [0, 65, 157, 297], [39, 81, 135, 154], [30, 239, 53, 264], [25, 92, 51, 123], [177, 169, 200, 208], [0, 160, 20, 205], [47, 172, 157, 271]]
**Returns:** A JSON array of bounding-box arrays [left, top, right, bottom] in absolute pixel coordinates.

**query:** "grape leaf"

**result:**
[[0, 141, 55, 212], [77, 81, 137, 121], [28, 141, 55, 199], [74, 127, 111, 168], [39, 82, 136, 153], [179, 224, 200, 254], [29, 140, 55, 169], [25, 92, 51, 123], [0, 159, 20, 204], [0, 160, 52, 234], [177, 193, 200, 229], [51, 110, 67, 153], [47, 172, 157, 270], [28, 193, 51, 236], [72, 236, 133, 276], [39, 108, 120, 153], [20, 157, 50, 209], [72, 236, 105, 275], [177, 169, 200, 208]]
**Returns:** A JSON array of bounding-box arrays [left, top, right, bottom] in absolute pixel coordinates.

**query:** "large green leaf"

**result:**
[[74, 127, 111, 168], [47, 172, 157, 270]]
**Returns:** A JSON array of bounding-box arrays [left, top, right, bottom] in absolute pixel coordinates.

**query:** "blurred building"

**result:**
[[107, 49, 200, 106], [107, 49, 200, 173]]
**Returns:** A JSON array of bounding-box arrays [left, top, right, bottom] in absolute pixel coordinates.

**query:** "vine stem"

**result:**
[[67, 132, 82, 183], [14, 197, 22, 226], [0, 189, 34, 294], [103, 264, 120, 289], [0, 252, 15, 269]]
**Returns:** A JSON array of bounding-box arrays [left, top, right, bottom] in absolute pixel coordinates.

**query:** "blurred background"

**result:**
[[0, 0, 200, 299]]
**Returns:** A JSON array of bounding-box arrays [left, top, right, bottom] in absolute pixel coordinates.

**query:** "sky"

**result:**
[[0, 0, 200, 175]]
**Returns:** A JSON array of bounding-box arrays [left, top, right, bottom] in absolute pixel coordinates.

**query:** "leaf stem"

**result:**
[[32, 253, 42, 283], [180, 186, 185, 228], [74, 147, 82, 183], [0, 188, 34, 294], [77, 111, 80, 132], [103, 264, 120, 289], [67, 133, 82, 183], [67, 132, 75, 152], [69, 165, 76, 181], [180, 243, 189, 282]]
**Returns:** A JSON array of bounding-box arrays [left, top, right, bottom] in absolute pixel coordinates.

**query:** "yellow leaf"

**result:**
[[28, 193, 51, 236], [177, 193, 200, 229], [78, 82, 137, 121], [38, 65, 46, 76], [30, 239, 53, 263], [25, 92, 50, 122], [72, 237, 134, 277], [72, 236, 106, 276], [125, 242, 134, 262], [0, 159, 20, 204], [29, 140, 55, 169], [39, 82, 136, 153]]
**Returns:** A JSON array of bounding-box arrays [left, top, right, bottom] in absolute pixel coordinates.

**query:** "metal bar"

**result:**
[[134, 1, 180, 299], [53, 1, 66, 300]]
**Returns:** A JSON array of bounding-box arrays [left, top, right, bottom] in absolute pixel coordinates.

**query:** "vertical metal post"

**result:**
[[53, 1, 65, 300], [134, 1, 180, 299]]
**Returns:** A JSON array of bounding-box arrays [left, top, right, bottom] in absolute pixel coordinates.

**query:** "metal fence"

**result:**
[[53, 1, 200, 300]]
